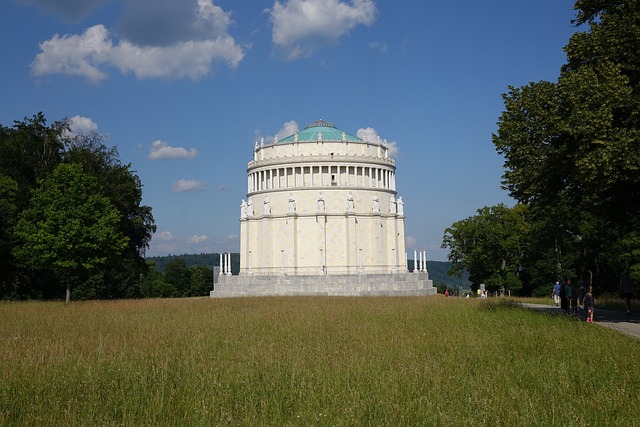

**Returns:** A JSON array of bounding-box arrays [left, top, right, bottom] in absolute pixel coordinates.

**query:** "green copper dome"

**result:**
[[279, 120, 363, 143]]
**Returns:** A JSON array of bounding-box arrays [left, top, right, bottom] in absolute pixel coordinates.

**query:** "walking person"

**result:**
[[583, 286, 595, 323], [565, 279, 575, 314], [552, 281, 561, 307], [620, 271, 634, 316], [560, 279, 568, 312]]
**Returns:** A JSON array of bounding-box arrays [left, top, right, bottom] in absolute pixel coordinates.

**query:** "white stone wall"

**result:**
[[239, 136, 407, 276]]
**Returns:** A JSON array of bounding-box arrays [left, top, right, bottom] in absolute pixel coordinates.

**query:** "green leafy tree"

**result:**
[[141, 270, 177, 298], [0, 113, 64, 207], [492, 0, 640, 290], [442, 204, 528, 294], [0, 113, 156, 299], [164, 258, 191, 297], [190, 265, 213, 296], [63, 129, 156, 297], [13, 164, 128, 302], [0, 175, 20, 298]]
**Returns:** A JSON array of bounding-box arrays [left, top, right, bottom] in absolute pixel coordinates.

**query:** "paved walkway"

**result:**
[[522, 303, 640, 340]]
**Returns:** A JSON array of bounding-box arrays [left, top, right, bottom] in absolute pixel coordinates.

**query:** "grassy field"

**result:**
[[1, 297, 639, 426]]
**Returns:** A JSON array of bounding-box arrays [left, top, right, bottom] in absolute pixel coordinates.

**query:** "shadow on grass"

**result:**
[[477, 298, 521, 311]]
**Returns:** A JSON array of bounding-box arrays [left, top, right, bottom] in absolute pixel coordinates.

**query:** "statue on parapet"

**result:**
[[263, 196, 271, 215], [240, 199, 248, 219], [247, 197, 254, 216], [372, 194, 380, 213]]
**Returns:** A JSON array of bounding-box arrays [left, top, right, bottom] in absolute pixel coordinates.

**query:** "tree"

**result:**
[[492, 0, 640, 291], [13, 164, 128, 302], [0, 113, 64, 207], [163, 258, 191, 297], [189, 265, 213, 296], [0, 113, 156, 300], [140, 270, 177, 298], [0, 175, 19, 298], [63, 129, 156, 298], [442, 204, 528, 294]]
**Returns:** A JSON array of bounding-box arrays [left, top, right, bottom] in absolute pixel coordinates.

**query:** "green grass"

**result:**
[[1, 297, 639, 426]]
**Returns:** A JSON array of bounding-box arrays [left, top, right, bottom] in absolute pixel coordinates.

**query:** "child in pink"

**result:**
[[583, 286, 595, 323]]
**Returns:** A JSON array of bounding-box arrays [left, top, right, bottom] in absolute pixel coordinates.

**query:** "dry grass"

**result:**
[[1, 297, 639, 425]]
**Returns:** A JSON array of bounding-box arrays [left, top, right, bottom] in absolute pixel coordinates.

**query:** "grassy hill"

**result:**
[[147, 253, 470, 289]]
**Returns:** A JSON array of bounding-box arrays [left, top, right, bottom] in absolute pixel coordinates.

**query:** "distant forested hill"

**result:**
[[425, 261, 470, 289], [147, 253, 239, 275], [146, 254, 470, 289]]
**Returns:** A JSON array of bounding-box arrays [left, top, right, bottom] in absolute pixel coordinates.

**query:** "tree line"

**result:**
[[141, 253, 239, 297], [443, 0, 640, 297], [0, 113, 156, 301]]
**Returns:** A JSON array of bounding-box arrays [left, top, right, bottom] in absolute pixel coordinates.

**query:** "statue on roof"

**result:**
[[347, 192, 354, 212], [263, 196, 271, 215], [288, 193, 296, 213], [247, 197, 254, 216], [241, 199, 248, 219]]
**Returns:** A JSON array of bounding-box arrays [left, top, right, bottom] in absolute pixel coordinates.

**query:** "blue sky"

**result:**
[[1, 0, 577, 260]]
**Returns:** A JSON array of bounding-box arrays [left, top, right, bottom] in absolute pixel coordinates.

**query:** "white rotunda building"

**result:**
[[211, 120, 435, 297]]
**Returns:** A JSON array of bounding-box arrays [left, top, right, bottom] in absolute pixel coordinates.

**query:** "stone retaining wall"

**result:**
[[210, 272, 436, 297]]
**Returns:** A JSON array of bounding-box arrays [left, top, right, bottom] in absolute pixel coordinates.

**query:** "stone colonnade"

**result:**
[[249, 164, 395, 193]]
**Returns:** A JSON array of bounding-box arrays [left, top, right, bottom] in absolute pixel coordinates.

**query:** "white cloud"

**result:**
[[276, 120, 299, 139], [256, 120, 300, 145], [405, 235, 417, 250], [215, 184, 227, 191], [63, 115, 99, 138], [187, 234, 209, 244], [367, 40, 388, 53], [386, 140, 399, 158], [31, 21, 244, 82], [172, 179, 207, 192], [357, 126, 399, 158], [270, 0, 377, 59], [148, 140, 198, 160], [155, 230, 176, 240]]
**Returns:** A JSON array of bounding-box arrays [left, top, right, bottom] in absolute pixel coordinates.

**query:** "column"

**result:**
[[219, 253, 224, 275], [414, 250, 418, 273], [422, 250, 427, 272]]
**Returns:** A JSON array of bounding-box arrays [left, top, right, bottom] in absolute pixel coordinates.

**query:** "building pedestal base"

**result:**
[[210, 272, 436, 297]]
